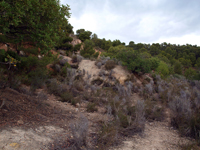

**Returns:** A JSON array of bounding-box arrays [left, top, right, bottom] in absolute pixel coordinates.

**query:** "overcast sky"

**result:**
[[60, 0, 200, 46]]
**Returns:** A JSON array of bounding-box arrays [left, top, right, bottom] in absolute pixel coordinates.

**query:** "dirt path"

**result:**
[[111, 120, 194, 150]]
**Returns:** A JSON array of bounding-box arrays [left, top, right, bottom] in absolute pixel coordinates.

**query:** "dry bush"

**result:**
[[73, 81, 84, 91], [70, 114, 89, 149], [117, 111, 129, 128], [86, 102, 98, 112], [95, 60, 103, 69], [72, 55, 78, 63], [47, 79, 67, 96], [134, 100, 145, 131], [105, 60, 116, 70], [37, 92, 48, 100], [91, 78, 103, 86], [169, 96, 192, 135], [97, 122, 119, 149], [145, 100, 165, 121], [60, 92, 73, 102]]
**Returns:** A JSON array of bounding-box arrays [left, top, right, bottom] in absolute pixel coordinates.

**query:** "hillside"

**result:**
[[0, 0, 200, 149], [0, 49, 200, 149]]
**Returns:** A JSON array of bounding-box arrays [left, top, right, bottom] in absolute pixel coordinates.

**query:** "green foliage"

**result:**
[[73, 44, 82, 52], [150, 45, 160, 56], [6, 50, 21, 61], [156, 61, 169, 77], [157, 54, 170, 64], [174, 61, 183, 74], [62, 37, 73, 43], [76, 29, 92, 42], [139, 52, 151, 59], [112, 39, 122, 47], [184, 68, 197, 79], [149, 57, 160, 70], [128, 41, 135, 48], [0, 49, 6, 62], [179, 58, 192, 68], [0, 0, 71, 53], [80, 39, 95, 58], [28, 68, 48, 91], [116, 50, 151, 73], [165, 47, 176, 58], [196, 57, 200, 68], [93, 52, 99, 59]]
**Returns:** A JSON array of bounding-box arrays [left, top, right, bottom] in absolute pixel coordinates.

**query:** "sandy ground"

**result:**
[[110, 121, 194, 150]]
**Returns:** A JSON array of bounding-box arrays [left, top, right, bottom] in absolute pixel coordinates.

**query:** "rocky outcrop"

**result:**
[[69, 34, 82, 47]]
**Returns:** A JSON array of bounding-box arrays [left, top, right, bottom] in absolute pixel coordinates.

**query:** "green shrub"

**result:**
[[19, 47, 39, 55], [60, 43, 73, 51], [60, 92, 74, 102], [174, 61, 183, 74], [184, 68, 197, 79], [62, 36, 73, 43], [72, 55, 78, 63], [0, 49, 6, 62], [28, 68, 48, 91], [149, 57, 160, 70], [73, 44, 82, 52], [80, 39, 95, 58], [93, 52, 99, 59], [6, 50, 21, 61], [156, 61, 169, 77], [18, 56, 39, 71]]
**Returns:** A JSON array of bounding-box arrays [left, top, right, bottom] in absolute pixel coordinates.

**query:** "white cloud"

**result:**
[[156, 34, 200, 46], [62, 0, 200, 46]]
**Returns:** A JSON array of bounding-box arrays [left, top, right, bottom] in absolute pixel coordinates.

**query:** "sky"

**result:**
[[60, 0, 200, 46]]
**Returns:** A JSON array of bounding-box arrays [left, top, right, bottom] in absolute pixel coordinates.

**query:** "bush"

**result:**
[[60, 92, 74, 102], [28, 68, 48, 91], [70, 114, 88, 149], [149, 57, 160, 70], [93, 52, 99, 59], [156, 61, 169, 77], [169, 96, 192, 136], [80, 39, 95, 58], [97, 122, 118, 149], [118, 111, 129, 128], [73, 43, 82, 52], [62, 36, 73, 43], [105, 60, 116, 70], [145, 100, 165, 121], [72, 55, 78, 63], [86, 102, 98, 112], [60, 91, 78, 106], [73, 81, 84, 91], [174, 61, 183, 74], [134, 100, 145, 131], [0, 49, 6, 62], [185, 68, 197, 79]]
